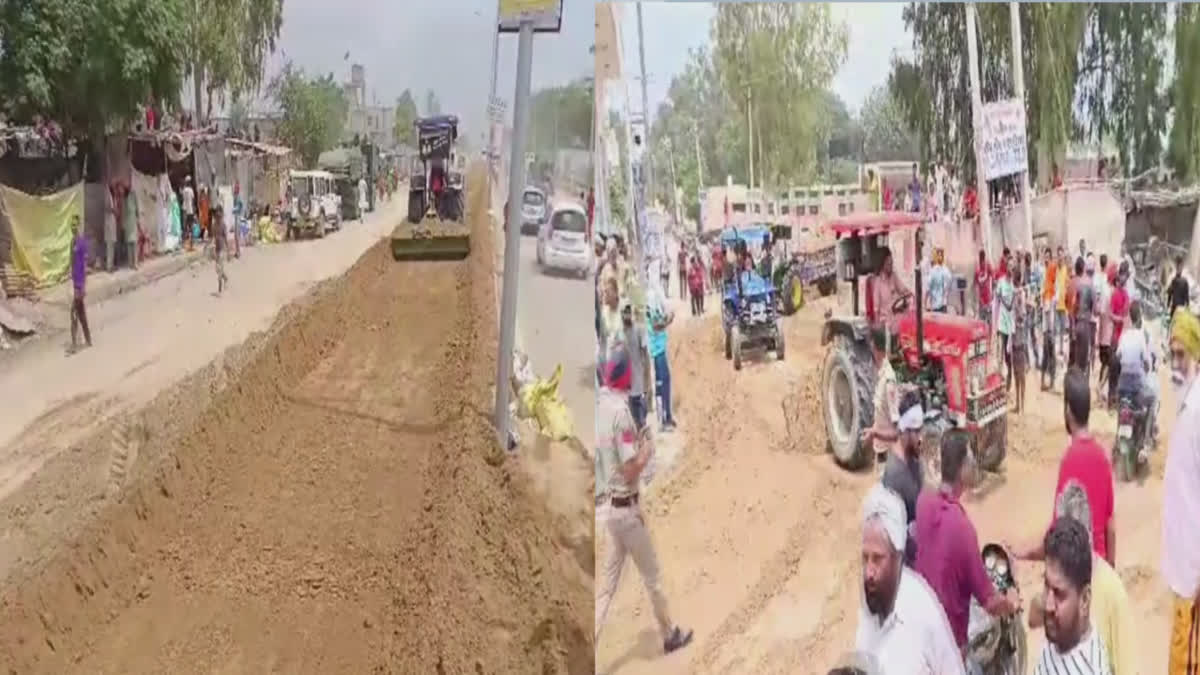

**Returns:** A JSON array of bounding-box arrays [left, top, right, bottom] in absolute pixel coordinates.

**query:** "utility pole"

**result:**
[[494, 18, 536, 450], [636, 2, 653, 201], [694, 119, 704, 189], [487, 2, 502, 187], [965, 3, 992, 261], [664, 138, 680, 225], [747, 87, 754, 194], [1009, 2, 1034, 251]]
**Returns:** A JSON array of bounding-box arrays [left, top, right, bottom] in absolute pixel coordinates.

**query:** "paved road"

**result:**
[[514, 231, 594, 446]]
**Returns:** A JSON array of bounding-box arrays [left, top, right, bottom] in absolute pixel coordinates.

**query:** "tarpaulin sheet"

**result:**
[[1, 182, 82, 287]]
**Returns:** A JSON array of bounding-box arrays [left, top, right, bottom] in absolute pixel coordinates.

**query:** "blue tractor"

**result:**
[[720, 227, 785, 370]]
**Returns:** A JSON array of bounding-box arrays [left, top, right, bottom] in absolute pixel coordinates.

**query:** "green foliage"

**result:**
[[889, 3, 1173, 183], [1169, 4, 1200, 181], [424, 90, 441, 116], [859, 86, 919, 163], [189, 0, 283, 121], [644, 6, 853, 212], [392, 89, 419, 145], [530, 78, 594, 154], [711, 3, 848, 190], [269, 62, 349, 166], [0, 0, 188, 135]]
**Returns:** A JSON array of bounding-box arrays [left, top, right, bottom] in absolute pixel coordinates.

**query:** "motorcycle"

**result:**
[[966, 543, 1026, 675], [1113, 346, 1158, 483]]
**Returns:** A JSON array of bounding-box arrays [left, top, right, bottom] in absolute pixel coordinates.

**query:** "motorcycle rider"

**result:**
[[915, 429, 1021, 662], [1113, 301, 1158, 459], [1033, 517, 1112, 674], [856, 483, 964, 674]]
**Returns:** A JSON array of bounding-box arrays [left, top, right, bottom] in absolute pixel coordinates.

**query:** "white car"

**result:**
[[287, 169, 342, 239], [536, 202, 590, 277]]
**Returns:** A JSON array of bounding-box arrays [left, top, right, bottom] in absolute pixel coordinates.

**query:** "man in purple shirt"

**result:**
[[68, 214, 92, 353], [914, 429, 1020, 653]]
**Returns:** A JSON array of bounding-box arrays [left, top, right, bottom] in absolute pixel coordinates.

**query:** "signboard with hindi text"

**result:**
[[498, 0, 563, 32], [979, 98, 1029, 181]]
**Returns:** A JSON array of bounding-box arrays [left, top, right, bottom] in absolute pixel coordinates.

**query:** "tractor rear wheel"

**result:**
[[821, 335, 875, 470]]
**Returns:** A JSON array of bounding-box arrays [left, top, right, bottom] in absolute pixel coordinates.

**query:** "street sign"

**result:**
[[979, 98, 1029, 181], [488, 97, 507, 122], [498, 0, 562, 33]]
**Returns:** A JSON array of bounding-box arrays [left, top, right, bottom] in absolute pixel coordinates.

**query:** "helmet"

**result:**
[[598, 344, 632, 392]]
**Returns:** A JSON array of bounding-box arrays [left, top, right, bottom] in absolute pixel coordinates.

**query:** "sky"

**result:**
[[246, 0, 594, 139], [617, 2, 913, 121]]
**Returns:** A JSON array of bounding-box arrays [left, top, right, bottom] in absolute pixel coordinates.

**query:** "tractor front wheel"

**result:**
[[821, 336, 875, 470]]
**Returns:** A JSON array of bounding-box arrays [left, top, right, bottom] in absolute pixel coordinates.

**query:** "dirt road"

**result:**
[[0, 164, 592, 673], [596, 289, 1175, 675]]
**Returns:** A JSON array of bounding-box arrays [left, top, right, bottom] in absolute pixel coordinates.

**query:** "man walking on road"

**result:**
[[211, 208, 229, 296], [594, 345, 694, 655], [647, 289, 678, 431], [621, 302, 650, 429], [67, 214, 92, 354]]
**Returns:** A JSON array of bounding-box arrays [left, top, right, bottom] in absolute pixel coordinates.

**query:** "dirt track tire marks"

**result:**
[[0, 163, 591, 674]]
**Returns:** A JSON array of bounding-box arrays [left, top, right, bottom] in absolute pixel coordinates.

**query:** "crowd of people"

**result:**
[[844, 233, 1200, 673]]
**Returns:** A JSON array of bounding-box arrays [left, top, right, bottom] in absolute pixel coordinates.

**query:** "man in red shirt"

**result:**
[[975, 249, 994, 328], [1107, 266, 1131, 406], [916, 429, 1021, 652], [1015, 367, 1116, 566]]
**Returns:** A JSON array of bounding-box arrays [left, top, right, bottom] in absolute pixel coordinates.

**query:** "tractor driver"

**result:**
[[872, 246, 912, 333], [429, 156, 447, 213]]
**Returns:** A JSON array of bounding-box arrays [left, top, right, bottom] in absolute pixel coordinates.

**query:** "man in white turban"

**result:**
[[855, 483, 964, 675]]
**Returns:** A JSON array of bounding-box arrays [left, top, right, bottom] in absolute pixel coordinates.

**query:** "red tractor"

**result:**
[[819, 212, 1007, 475]]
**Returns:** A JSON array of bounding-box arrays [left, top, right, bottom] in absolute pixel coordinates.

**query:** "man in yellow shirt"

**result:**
[[1029, 480, 1133, 675]]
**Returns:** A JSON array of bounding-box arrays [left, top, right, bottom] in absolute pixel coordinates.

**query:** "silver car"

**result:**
[[519, 187, 547, 235], [536, 202, 590, 277]]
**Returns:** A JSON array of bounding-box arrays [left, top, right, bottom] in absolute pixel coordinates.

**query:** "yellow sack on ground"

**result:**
[[519, 364, 575, 441], [1, 183, 82, 287]]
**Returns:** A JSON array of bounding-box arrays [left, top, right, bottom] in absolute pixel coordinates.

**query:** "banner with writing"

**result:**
[[980, 99, 1029, 181]]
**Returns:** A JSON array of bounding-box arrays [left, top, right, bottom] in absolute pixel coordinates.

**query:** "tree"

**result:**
[[1169, 4, 1200, 181], [188, 0, 284, 124], [530, 78, 594, 153], [392, 89, 419, 145], [269, 62, 348, 166], [711, 3, 848, 190], [228, 97, 249, 136], [858, 86, 919, 162], [0, 0, 188, 136], [424, 89, 441, 116]]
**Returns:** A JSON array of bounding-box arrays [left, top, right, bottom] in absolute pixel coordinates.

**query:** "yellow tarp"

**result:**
[[518, 363, 575, 442], [1, 183, 83, 287]]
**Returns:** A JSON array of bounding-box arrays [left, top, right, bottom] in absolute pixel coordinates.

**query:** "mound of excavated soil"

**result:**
[[0, 165, 592, 674]]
